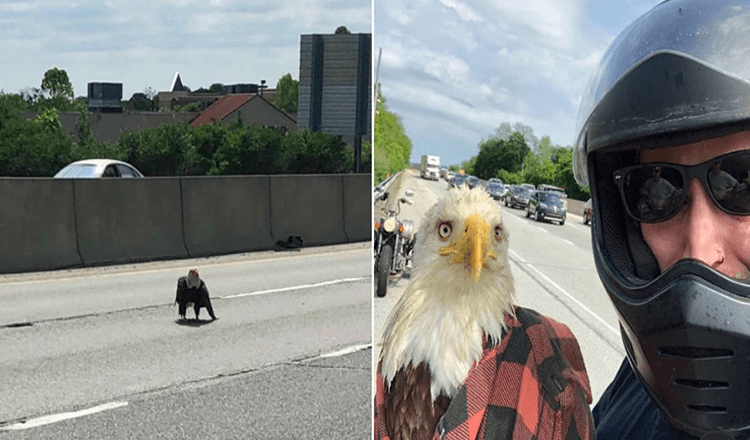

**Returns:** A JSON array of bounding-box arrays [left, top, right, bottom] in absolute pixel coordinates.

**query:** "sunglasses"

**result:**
[[613, 150, 750, 223]]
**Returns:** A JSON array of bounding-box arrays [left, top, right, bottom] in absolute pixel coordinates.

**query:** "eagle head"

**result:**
[[380, 185, 516, 402]]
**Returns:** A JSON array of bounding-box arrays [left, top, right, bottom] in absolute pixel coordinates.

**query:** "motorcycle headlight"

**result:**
[[383, 217, 397, 233]]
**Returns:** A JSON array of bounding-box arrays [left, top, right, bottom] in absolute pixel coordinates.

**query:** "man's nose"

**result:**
[[682, 179, 725, 269]]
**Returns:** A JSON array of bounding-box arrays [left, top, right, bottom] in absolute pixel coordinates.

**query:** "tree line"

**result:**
[[0, 69, 368, 177], [459, 122, 589, 201], [373, 86, 589, 200], [373, 87, 412, 184]]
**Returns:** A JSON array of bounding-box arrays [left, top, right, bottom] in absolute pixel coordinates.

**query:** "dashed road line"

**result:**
[[316, 343, 372, 359], [222, 276, 369, 299], [510, 249, 619, 337], [0, 401, 128, 431]]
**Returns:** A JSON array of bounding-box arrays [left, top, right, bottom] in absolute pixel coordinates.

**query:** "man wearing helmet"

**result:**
[[574, 0, 750, 438]]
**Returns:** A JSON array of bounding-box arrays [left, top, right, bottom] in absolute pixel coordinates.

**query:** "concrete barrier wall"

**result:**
[[269, 175, 348, 246], [0, 179, 82, 273], [343, 174, 371, 242], [0, 174, 371, 274], [74, 178, 189, 266], [566, 199, 586, 216], [181, 176, 275, 256]]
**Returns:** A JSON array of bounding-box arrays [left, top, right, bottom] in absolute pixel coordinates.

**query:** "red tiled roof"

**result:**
[[190, 94, 255, 127]]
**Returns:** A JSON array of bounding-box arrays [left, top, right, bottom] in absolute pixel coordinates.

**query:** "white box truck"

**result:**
[[420, 155, 440, 181]]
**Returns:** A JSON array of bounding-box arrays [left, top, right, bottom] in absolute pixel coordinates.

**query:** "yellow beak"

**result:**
[[439, 213, 497, 282]]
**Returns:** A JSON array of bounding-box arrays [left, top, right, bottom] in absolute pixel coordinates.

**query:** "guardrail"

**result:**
[[373, 171, 401, 197], [0, 174, 371, 274]]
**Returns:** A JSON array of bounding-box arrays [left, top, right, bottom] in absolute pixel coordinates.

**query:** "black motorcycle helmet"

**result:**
[[574, 0, 750, 437]]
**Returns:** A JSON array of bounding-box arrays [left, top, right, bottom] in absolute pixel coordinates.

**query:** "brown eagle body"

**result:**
[[378, 186, 515, 440], [384, 362, 451, 440]]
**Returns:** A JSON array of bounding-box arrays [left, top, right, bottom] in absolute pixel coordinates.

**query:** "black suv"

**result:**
[[526, 190, 567, 225], [504, 185, 532, 209]]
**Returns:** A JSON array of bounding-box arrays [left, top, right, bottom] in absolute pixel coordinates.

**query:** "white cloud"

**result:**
[[484, 0, 585, 50], [0, 2, 38, 12], [436, 0, 483, 23]]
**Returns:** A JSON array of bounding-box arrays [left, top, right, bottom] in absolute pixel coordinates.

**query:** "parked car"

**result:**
[[583, 198, 593, 225], [487, 182, 504, 200], [505, 185, 532, 209], [54, 159, 144, 178], [520, 183, 535, 190], [488, 178, 503, 186], [526, 190, 567, 225], [440, 167, 449, 179]]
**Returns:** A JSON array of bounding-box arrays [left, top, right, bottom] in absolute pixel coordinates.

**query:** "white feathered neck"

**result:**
[[379, 187, 516, 401]]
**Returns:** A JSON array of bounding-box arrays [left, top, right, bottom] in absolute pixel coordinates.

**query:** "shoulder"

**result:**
[[594, 358, 687, 440], [177, 276, 187, 285], [501, 308, 592, 401]]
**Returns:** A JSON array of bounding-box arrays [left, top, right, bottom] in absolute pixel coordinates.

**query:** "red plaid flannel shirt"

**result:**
[[375, 307, 595, 440]]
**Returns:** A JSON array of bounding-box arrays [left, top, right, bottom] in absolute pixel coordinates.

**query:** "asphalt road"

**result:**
[[373, 170, 625, 404], [0, 243, 372, 439]]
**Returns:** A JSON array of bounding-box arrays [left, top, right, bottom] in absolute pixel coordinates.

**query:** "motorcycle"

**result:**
[[374, 191, 416, 297]]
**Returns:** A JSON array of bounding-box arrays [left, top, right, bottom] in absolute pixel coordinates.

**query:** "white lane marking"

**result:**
[[562, 239, 574, 246], [0, 247, 369, 287], [510, 249, 619, 337], [221, 276, 369, 299], [317, 343, 372, 359], [0, 401, 128, 431], [536, 227, 546, 233]]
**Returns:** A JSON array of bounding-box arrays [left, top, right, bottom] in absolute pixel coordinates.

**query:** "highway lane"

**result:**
[[373, 171, 624, 404], [0, 243, 371, 438]]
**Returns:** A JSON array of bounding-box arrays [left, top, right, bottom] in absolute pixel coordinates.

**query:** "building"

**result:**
[[156, 72, 277, 112], [88, 82, 123, 113], [189, 94, 296, 132], [297, 32, 372, 146]]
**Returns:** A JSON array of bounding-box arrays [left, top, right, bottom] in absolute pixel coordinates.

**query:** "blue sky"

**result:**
[[375, 0, 659, 167], [0, 0, 371, 101]]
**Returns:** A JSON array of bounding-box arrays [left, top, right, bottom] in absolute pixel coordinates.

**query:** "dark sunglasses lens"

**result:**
[[622, 165, 684, 222], [708, 155, 750, 214]]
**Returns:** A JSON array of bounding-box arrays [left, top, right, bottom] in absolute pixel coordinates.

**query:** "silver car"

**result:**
[[54, 159, 144, 178]]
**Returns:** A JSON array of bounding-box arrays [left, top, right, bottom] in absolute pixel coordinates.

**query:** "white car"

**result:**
[[54, 159, 144, 178]]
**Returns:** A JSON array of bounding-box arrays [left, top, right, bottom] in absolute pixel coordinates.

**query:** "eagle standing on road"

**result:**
[[375, 186, 594, 440]]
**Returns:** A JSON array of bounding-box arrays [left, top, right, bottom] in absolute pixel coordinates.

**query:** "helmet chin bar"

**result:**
[[599, 247, 750, 437]]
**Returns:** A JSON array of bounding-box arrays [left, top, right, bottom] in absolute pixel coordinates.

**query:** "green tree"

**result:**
[[120, 123, 196, 176], [374, 87, 412, 183], [282, 130, 350, 173], [0, 92, 74, 176], [41, 68, 74, 100], [37, 68, 85, 112], [335, 26, 351, 34], [552, 147, 589, 200], [493, 122, 540, 151], [461, 156, 477, 176], [274, 73, 299, 112], [521, 149, 555, 187], [473, 132, 530, 180], [173, 102, 200, 112]]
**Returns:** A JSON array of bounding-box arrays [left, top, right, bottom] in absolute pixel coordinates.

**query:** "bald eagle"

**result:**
[[377, 186, 515, 440], [376, 186, 595, 440]]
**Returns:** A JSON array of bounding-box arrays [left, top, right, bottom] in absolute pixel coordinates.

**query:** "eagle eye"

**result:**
[[494, 225, 503, 241], [438, 222, 452, 239]]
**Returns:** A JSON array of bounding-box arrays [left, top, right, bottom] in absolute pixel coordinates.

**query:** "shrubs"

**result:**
[[0, 95, 366, 177]]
